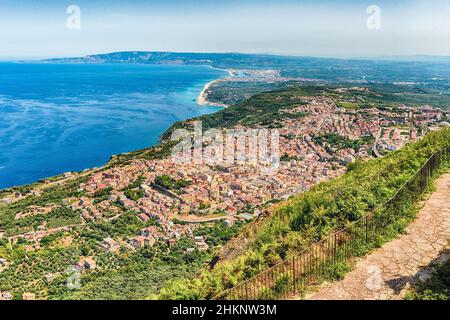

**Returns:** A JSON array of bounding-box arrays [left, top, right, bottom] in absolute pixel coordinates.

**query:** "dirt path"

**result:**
[[307, 172, 450, 300], [174, 214, 227, 224]]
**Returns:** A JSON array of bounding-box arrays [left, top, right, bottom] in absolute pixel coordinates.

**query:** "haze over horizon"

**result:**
[[0, 0, 449, 60]]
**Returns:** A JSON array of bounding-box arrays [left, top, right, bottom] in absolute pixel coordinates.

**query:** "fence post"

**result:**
[[245, 282, 249, 300], [365, 215, 369, 243], [334, 233, 337, 263], [292, 257, 296, 293]]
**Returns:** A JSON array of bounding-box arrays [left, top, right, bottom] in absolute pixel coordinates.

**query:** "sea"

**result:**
[[0, 62, 227, 189]]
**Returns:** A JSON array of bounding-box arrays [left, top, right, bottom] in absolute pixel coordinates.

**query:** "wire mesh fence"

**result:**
[[217, 147, 450, 300]]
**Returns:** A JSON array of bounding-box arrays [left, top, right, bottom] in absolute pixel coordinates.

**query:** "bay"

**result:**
[[0, 62, 226, 189]]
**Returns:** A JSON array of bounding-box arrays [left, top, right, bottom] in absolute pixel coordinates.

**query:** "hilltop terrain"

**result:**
[[0, 80, 449, 299]]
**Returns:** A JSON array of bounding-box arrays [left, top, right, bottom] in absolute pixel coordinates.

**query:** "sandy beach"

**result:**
[[197, 79, 223, 106], [197, 68, 234, 108]]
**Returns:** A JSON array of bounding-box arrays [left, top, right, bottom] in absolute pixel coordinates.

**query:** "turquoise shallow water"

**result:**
[[0, 63, 226, 189]]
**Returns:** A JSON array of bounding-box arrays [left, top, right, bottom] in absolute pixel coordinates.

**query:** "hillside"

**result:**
[[161, 84, 450, 142], [0, 82, 448, 300], [159, 128, 450, 299], [306, 172, 450, 300]]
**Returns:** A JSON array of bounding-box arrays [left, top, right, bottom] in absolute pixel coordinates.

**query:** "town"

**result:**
[[0, 89, 448, 300]]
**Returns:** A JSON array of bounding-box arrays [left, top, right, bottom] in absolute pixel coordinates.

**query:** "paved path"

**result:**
[[307, 172, 450, 300]]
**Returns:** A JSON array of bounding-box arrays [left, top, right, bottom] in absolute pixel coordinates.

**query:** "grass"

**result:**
[[336, 101, 360, 110], [297, 166, 447, 300]]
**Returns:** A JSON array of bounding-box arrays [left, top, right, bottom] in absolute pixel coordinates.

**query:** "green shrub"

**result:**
[[160, 128, 450, 299]]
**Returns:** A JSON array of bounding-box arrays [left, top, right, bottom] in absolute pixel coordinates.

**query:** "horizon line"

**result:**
[[2, 50, 450, 63]]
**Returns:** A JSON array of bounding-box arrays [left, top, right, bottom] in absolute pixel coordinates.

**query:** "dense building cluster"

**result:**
[[3, 95, 448, 258]]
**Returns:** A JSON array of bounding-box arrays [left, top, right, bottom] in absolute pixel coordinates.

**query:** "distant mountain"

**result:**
[[43, 51, 333, 69], [43, 51, 450, 85], [365, 55, 450, 63]]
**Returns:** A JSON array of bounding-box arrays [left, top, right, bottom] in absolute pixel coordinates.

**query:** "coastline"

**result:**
[[0, 65, 234, 192], [197, 67, 234, 108], [196, 79, 228, 108], [0, 62, 232, 192]]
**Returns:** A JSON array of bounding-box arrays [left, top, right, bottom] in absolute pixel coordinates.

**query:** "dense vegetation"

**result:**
[[121, 176, 146, 201], [0, 176, 90, 236], [154, 175, 191, 192], [0, 213, 245, 299], [405, 248, 450, 300], [162, 88, 311, 140], [312, 133, 375, 152], [93, 187, 113, 204], [159, 129, 450, 299], [47, 221, 244, 300], [207, 78, 450, 109], [107, 140, 179, 167]]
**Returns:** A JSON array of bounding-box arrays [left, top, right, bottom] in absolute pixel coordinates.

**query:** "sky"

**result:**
[[0, 0, 449, 59]]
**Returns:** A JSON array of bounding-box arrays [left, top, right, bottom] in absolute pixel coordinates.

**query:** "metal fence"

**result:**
[[217, 147, 450, 300]]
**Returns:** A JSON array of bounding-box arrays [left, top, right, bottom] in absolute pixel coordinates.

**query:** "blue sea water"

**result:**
[[0, 63, 226, 189]]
